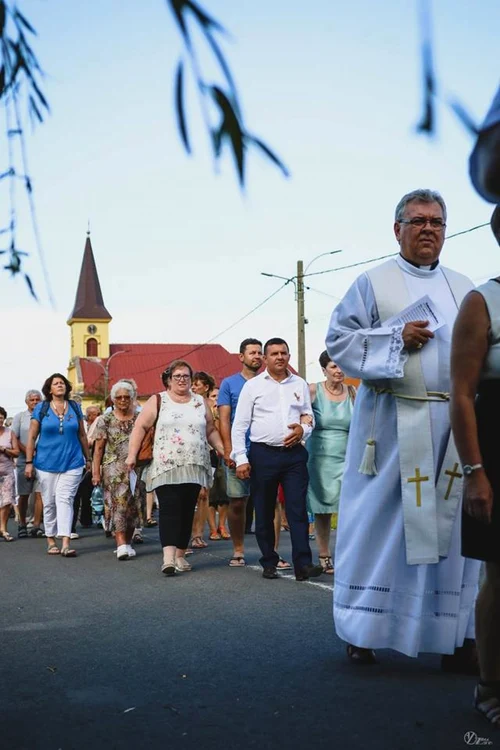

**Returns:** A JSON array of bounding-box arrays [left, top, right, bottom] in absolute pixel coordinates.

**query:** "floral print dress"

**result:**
[[94, 412, 145, 533]]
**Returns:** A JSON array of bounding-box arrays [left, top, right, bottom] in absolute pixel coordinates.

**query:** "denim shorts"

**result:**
[[224, 465, 250, 499]]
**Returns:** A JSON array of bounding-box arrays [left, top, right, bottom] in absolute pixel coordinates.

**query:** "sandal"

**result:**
[[319, 555, 334, 575], [132, 531, 144, 544], [276, 557, 291, 570], [61, 548, 77, 557], [29, 526, 44, 538], [47, 544, 60, 555], [474, 684, 500, 726], [229, 556, 246, 567], [0, 531, 14, 542], [190, 536, 207, 549], [18, 524, 28, 539], [209, 531, 221, 541], [145, 518, 157, 527], [346, 644, 377, 664], [218, 527, 231, 540]]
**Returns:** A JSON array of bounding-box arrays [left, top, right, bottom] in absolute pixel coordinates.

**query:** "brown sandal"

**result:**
[[47, 544, 60, 555], [61, 548, 77, 557]]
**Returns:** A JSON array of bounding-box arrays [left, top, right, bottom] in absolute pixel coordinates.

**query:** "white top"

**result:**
[[146, 392, 212, 491], [231, 369, 314, 466]]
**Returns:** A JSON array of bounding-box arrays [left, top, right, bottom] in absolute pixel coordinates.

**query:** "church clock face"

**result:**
[[87, 324, 97, 334]]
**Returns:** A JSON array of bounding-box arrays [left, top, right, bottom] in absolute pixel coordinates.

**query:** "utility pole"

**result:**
[[296, 260, 306, 379]]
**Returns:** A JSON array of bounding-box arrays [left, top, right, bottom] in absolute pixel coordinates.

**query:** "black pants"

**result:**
[[249, 442, 312, 571], [155, 483, 200, 549], [245, 494, 254, 532], [72, 470, 93, 532]]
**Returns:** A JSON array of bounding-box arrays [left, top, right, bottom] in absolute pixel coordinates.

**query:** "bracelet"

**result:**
[[25, 460, 33, 464]]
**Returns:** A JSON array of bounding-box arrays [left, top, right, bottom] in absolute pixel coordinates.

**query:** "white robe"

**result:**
[[326, 255, 481, 657]]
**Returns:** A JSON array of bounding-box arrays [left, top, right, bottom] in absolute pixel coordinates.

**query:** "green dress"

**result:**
[[307, 383, 353, 519]]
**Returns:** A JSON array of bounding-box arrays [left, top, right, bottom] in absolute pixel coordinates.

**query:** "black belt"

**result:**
[[253, 442, 300, 452]]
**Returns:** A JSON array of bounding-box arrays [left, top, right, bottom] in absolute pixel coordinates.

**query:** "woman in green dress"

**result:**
[[307, 351, 355, 574]]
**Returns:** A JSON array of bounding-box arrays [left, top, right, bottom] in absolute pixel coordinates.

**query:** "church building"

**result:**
[[67, 234, 242, 407]]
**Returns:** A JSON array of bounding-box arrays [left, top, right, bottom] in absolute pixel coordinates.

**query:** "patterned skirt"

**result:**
[[0, 472, 16, 507]]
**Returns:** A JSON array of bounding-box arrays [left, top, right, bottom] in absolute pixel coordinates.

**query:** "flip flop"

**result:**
[[0, 531, 14, 542], [61, 548, 77, 557], [47, 544, 60, 555], [229, 556, 246, 567], [276, 558, 291, 570]]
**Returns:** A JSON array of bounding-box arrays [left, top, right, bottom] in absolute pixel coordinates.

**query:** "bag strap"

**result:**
[[154, 393, 161, 426], [40, 399, 81, 420]]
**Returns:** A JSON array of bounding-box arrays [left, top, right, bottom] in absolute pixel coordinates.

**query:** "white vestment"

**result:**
[[326, 255, 481, 657]]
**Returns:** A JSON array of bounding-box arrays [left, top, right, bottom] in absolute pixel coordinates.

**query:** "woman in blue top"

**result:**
[[25, 373, 90, 557]]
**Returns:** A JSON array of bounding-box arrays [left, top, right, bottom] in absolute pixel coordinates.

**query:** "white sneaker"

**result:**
[[126, 545, 136, 558], [116, 544, 129, 560], [70, 532, 80, 540], [175, 557, 192, 572]]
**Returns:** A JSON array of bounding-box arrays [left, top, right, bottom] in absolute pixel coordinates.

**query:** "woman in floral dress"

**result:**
[[126, 360, 224, 576], [92, 381, 146, 561]]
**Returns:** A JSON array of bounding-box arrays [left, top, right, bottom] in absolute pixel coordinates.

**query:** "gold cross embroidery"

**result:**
[[407, 468, 429, 507], [444, 463, 463, 500]]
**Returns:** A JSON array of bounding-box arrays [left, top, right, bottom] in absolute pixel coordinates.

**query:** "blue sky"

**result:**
[[1, 0, 499, 412]]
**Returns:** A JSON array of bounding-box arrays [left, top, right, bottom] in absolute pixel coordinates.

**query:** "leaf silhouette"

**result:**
[[247, 136, 290, 177], [14, 8, 37, 35], [24, 273, 37, 299], [184, 0, 225, 34], [175, 59, 190, 152], [203, 31, 241, 119], [448, 99, 479, 136], [211, 86, 245, 185], [0, 2, 5, 36]]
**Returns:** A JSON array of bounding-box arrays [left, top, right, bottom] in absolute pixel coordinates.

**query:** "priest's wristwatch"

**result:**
[[462, 463, 483, 476]]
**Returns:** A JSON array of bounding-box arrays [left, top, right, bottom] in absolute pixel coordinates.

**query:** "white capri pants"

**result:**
[[37, 468, 83, 538]]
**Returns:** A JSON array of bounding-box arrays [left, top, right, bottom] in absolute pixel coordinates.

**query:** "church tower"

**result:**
[[67, 232, 111, 389]]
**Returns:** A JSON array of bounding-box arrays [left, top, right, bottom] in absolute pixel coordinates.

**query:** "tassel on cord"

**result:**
[[359, 392, 378, 476]]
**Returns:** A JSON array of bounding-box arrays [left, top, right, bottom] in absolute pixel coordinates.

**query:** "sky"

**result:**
[[1, 0, 499, 413]]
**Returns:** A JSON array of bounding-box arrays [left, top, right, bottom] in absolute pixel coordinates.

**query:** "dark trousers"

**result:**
[[72, 470, 93, 532], [249, 442, 312, 571], [245, 494, 254, 533], [155, 483, 200, 549]]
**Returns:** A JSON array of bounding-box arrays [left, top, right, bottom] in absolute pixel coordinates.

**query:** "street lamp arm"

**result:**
[[304, 249, 343, 275]]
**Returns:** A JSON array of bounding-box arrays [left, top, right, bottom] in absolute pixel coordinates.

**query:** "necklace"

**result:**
[[51, 401, 67, 434], [325, 382, 344, 397]]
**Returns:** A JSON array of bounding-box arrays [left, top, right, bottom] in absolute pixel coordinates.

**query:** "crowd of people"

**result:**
[[2, 174, 500, 724]]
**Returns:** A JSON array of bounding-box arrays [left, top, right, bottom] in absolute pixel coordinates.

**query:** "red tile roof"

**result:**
[[78, 343, 244, 398]]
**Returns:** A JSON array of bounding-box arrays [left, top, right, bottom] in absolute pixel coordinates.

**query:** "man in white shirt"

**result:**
[[231, 338, 323, 581], [12, 389, 43, 538]]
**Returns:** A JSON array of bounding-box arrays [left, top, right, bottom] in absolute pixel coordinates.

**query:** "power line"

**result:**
[[303, 221, 491, 279], [128, 281, 290, 378]]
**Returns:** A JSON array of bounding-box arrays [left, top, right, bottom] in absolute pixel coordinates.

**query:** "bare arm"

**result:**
[[126, 395, 159, 469], [450, 290, 492, 523], [78, 420, 90, 463], [218, 405, 234, 467], [205, 404, 224, 454], [92, 438, 106, 486], [24, 419, 40, 479], [1, 431, 20, 459]]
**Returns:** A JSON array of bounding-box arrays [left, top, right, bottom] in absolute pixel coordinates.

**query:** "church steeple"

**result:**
[[67, 233, 111, 366], [68, 233, 111, 322]]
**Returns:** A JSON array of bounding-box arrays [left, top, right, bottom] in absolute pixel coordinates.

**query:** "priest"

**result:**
[[326, 189, 481, 666]]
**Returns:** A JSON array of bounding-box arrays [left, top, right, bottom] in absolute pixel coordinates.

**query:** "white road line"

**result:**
[[247, 565, 333, 592]]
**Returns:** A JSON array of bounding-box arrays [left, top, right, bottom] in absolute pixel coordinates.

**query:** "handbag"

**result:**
[[136, 393, 161, 467]]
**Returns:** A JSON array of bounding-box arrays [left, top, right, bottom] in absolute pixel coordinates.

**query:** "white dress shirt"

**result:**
[[231, 369, 314, 466]]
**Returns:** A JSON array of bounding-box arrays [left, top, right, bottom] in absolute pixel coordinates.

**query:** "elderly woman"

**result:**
[[307, 351, 355, 574], [25, 373, 90, 557], [0, 407, 20, 541], [450, 206, 500, 726], [127, 360, 224, 576], [92, 381, 146, 561]]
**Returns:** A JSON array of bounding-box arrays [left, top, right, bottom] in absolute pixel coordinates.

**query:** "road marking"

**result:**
[[247, 565, 333, 592]]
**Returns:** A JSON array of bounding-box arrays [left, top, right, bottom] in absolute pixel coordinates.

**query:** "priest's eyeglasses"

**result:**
[[399, 217, 446, 230]]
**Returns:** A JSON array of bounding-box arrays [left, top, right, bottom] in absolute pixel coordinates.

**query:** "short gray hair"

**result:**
[[25, 389, 42, 402], [86, 404, 102, 416], [395, 189, 447, 223], [110, 380, 136, 401]]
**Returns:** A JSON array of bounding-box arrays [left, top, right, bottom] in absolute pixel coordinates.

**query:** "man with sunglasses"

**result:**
[[326, 189, 481, 668]]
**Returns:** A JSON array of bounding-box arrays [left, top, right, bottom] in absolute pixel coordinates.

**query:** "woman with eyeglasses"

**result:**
[[25, 373, 90, 557], [126, 360, 224, 576], [92, 380, 146, 561]]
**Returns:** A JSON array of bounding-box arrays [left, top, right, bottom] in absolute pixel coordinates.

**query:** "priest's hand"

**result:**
[[402, 320, 434, 351], [463, 471, 493, 524]]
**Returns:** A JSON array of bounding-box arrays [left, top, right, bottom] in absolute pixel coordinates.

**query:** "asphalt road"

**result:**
[[1, 525, 496, 750]]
